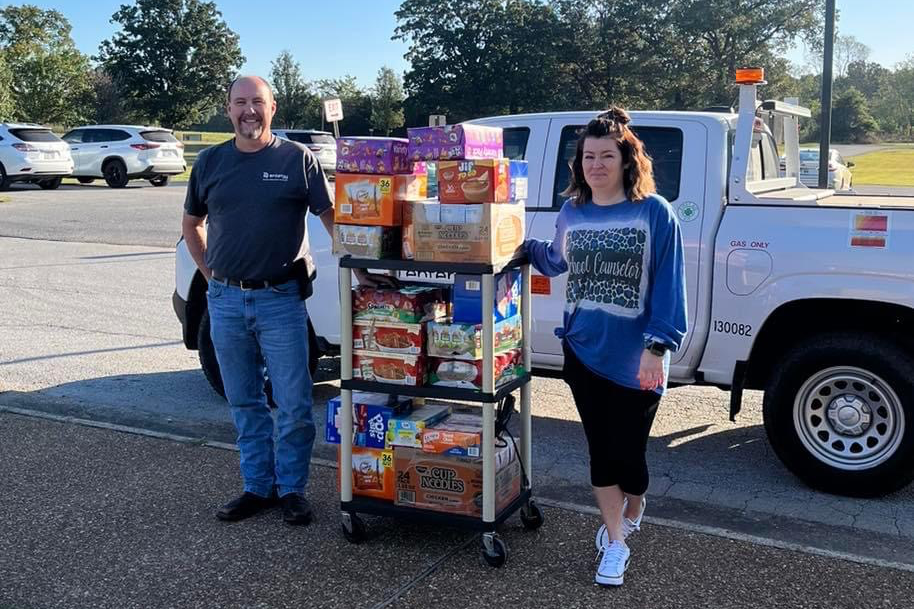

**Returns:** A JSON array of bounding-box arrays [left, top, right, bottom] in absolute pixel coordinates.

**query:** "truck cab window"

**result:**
[[552, 124, 683, 208]]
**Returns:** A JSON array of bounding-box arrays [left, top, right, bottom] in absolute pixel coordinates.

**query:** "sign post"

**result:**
[[323, 98, 344, 138], [428, 114, 446, 127]]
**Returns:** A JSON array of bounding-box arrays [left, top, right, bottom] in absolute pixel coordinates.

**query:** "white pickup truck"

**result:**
[[174, 76, 914, 497]]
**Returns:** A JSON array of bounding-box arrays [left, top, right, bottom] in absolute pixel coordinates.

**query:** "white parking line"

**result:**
[[4, 404, 912, 574]]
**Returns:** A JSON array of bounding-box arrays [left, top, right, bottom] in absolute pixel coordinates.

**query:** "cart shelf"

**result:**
[[341, 488, 532, 533], [341, 374, 531, 403]]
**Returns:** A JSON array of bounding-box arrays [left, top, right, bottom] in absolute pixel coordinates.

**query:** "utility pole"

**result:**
[[818, 0, 836, 189]]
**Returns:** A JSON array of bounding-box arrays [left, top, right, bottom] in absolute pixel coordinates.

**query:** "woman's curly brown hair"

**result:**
[[562, 106, 656, 205]]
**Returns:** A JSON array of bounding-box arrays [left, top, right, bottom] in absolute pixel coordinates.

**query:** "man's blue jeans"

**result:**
[[207, 277, 315, 498]]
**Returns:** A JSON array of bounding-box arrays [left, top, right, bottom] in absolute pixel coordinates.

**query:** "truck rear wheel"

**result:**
[[197, 309, 321, 406], [763, 333, 914, 497]]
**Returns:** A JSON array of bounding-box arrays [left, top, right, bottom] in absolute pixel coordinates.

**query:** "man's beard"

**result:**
[[238, 117, 264, 139]]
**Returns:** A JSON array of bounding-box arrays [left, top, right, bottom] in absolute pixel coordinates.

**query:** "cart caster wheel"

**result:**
[[520, 500, 544, 531], [342, 513, 366, 544], [480, 534, 508, 568]]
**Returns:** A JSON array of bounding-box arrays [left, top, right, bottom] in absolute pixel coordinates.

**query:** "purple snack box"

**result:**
[[407, 124, 503, 161], [336, 137, 411, 174]]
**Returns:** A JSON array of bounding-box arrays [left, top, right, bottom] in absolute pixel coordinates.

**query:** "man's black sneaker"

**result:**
[[216, 492, 277, 522], [281, 494, 313, 526]]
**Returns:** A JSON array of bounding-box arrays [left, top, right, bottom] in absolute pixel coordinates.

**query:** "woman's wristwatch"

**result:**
[[644, 338, 669, 357]]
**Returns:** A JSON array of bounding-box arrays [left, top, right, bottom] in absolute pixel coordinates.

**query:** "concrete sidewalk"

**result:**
[[1, 411, 912, 609]]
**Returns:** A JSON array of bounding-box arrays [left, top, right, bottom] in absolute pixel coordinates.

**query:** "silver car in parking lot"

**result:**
[[272, 129, 336, 178], [0, 123, 73, 190]]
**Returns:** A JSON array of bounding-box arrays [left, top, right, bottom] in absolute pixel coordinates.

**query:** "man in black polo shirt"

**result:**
[[182, 75, 380, 525]]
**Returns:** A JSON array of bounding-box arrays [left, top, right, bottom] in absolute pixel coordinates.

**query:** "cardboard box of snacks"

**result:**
[[407, 124, 503, 161], [334, 173, 427, 226], [437, 159, 510, 203], [339, 446, 396, 501], [332, 224, 400, 259], [352, 350, 426, 386], [394, 443, 520, 516], [353, 319, 424, 355], [426, 315, 522, 360], [336, 137, 411, 174], [386, 402, 453, 449], [402, 201, 524, 265]]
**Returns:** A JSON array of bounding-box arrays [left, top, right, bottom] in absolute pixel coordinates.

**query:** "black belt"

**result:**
[[213, 274, 295, 290]]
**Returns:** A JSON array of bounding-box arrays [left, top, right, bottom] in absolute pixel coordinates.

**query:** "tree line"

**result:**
[[0, 0, 911, 143]]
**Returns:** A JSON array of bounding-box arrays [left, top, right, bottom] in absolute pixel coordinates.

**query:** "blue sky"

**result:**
[[18, 1, 914, 88]]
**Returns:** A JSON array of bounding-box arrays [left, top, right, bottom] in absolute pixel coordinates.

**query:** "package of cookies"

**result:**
[[336, 137, 411, 174], [406, 124, 503, 161]]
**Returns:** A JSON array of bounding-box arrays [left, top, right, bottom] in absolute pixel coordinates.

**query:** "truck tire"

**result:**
[[763, 333, 914, 497], [197, 308, 321, 406]]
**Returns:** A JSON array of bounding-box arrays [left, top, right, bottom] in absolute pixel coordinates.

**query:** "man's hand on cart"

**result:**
[[353, 268, 399, 289]]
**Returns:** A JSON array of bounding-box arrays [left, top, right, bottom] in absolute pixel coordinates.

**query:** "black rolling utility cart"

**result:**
[[336, 255, 543, 567]]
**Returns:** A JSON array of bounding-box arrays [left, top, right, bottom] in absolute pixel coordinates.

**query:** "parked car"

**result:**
[[176, 80, 914, 498], [0, 123, 73, 190], [61, 125, 186, 188], [780, 148, 854, 190], [272, 129, 336, 178]]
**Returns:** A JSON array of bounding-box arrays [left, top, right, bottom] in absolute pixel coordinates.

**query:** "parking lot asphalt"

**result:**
[[3, 411, 914, 609]]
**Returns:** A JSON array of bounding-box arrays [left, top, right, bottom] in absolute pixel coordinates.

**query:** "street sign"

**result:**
[[323, 98, 344, 123], [429, 114, 446, 127]]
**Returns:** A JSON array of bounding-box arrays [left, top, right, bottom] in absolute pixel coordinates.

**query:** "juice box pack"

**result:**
[[426, 315, 522, 360], [386, 402, 453, 449]]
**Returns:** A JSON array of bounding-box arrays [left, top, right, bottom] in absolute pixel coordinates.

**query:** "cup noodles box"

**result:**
[[334, 173, 428, 226], [394, 443, 521, 516], [353, 284, 448, 324], [325, 392, 412, 449], [452, 270, 521, 324], [407, 124, 503, 161], [353, 319, 424, 355], [426, 315, 522, 360], [339, 446, 396, 501], [386, 402, 453, 449], [353, 350, 426, 386], [401, 201, 525, 265], [332, 224, 400, 259], [437, 159, 510, 203], [336, 137, 411, 174], [427, 349, 525, 391], [421, 412, 483, 457]]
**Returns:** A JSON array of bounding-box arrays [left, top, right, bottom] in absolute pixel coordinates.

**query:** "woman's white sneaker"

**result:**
[[595, 540, 630, 586], [595, 497, 646, 550]]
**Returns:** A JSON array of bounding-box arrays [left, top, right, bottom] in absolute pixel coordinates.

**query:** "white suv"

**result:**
[[272, 129, 336, 178], [61, 125, 186, 188], [0, 123, 73, 190]]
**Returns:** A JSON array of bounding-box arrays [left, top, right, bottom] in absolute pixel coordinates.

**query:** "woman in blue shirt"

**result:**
[[526, 108, 687, 587]]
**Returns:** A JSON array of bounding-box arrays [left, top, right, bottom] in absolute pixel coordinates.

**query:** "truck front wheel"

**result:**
[[763, 333, 914, 497], [197, 309, 321, 406]]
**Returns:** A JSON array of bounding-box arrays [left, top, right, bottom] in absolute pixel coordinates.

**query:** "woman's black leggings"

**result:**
[[562, 342, 661, 494]]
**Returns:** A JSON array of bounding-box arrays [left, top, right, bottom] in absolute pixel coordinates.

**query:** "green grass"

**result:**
[[173, 130, 233, 144], [845, 148, 914, 186]]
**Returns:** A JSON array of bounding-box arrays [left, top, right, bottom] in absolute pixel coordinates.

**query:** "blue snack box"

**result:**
[[508, 160, 528, 201], [452, 269, 522, 324], [326, 392, 412, 449]]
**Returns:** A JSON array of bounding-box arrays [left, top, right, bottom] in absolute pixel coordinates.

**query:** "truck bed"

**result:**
[[758, 188, 914, 209]]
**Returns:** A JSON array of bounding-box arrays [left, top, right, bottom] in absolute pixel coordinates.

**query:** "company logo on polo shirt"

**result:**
[[262, 171, 289, 182]]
